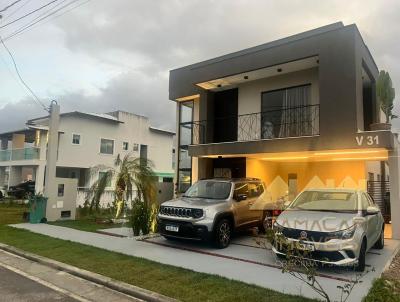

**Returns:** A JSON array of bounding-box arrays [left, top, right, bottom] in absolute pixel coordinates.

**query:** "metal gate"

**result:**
[[367, 181, 390, 222]]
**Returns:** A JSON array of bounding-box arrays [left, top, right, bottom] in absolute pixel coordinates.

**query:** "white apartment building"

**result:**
[[0, 110, 175, 206]]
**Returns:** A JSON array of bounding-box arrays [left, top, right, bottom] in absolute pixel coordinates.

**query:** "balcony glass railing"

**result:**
[[183, 104, 320, 145], [0, 147, 40, 162]]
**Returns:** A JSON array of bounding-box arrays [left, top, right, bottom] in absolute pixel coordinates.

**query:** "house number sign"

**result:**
[[355, 135, 379, 146]]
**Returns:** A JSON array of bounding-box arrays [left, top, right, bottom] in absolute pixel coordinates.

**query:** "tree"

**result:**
[[85, 154, 157, 229], [377, 70, 397, 123]]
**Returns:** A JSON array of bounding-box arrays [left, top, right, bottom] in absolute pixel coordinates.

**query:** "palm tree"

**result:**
[[377, 70, 397, 123], [85, 154, 157, 226]]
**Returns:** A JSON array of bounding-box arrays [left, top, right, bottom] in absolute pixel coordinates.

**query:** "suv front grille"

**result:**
[[159, 206, 203, 218]]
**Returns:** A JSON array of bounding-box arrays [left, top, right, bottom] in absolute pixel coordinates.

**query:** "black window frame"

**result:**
[[177, 100, 194, 193]]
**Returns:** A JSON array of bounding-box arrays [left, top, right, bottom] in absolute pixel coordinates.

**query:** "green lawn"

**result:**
[[0, 225, 313, 302], [364, 278, 400, 302], [0, 205, 394, 302], [48, 218, 125, 232], [0, 203, 28, 225]]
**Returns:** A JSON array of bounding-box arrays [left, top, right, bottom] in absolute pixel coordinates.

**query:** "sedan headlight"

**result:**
[[330, 225, 356, 240], [273, 221, 284, 233]]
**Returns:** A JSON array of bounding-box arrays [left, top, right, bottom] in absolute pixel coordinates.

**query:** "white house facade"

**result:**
[[0, 110, 175, 206]]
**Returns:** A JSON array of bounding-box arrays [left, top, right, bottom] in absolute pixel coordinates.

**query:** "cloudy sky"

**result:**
[[0, 0, 399, 132]]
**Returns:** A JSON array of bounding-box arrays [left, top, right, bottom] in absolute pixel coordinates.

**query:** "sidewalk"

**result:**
[[11, 223, 400, 302], [0, 249, 142, 302]]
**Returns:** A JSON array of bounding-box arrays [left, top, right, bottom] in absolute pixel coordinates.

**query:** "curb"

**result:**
[[0, 243, 178, 302], [382, 240, 400, 273]]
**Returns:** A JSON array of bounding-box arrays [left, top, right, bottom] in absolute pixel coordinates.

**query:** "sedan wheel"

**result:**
[[355, 239, 366, 272], [374, 227, 385, 249], [215, 219, 231, 249]]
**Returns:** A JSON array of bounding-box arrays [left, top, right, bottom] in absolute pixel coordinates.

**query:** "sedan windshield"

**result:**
[[289, 191, 357, 212], [183, 180, 231, 200]]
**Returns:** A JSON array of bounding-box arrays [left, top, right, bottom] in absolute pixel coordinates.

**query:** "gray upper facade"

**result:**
[[169, 22, 394, 157]]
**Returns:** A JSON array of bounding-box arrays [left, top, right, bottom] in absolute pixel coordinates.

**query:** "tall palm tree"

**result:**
[[377, 70, 397, 123], [85, 154, 157, 218]]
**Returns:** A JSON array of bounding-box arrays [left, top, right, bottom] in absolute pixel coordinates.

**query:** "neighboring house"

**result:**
[[0, 110, 175, 206], [169, 22, 400, 239]]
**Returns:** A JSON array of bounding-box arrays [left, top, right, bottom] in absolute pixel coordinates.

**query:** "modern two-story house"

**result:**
[[0, 110, 175, 206], [169, 22, 400, 239]]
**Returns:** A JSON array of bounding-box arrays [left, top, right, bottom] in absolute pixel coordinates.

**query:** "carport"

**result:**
[[198, 145, 399, 239]]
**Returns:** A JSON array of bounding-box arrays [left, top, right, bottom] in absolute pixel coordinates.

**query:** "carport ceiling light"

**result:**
[[262, 156, 309, 161], [313, 150, 383, 156], [332, 156, 388, 161]]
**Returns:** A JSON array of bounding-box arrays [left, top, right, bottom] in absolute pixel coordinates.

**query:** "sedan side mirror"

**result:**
[[366, 206, 379, 215], [235, 194, 247, 202]]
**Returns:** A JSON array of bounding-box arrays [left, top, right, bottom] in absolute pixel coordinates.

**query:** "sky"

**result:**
[[0, 0, 399, 132]]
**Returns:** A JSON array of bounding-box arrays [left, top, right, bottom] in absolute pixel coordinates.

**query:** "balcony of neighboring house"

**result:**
[[0, 147, 40, 162], [0, 126, 47, 166]]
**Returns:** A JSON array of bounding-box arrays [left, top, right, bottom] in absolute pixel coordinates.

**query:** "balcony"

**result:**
[[0, 147, 40, 162], [183, 104, 320, 145]]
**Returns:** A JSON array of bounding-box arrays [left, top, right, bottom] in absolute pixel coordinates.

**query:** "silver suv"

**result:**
[[158, 178, 267, 248]]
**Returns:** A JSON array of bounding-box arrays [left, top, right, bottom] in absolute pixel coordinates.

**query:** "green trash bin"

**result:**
[[29, 195, 48, 224]]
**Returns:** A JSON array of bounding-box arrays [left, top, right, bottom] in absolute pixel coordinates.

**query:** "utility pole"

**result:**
[[44, 101, 60, 204]]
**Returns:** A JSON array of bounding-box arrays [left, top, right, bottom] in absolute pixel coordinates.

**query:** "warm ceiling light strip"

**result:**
[[332, 156, 388, 161], [262, 156, 309, 161], [313, 150, 383, 156]]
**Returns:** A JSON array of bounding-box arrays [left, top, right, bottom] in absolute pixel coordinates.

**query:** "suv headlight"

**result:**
[[192, 209, 203, 219], [331, 225, 356, 240]]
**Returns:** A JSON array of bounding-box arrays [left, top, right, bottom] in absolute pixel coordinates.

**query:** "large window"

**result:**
[[261, 84, 318, 138], [99, 172, 112, 187], [100, 139, 114, 155], [178, 101, 194, 193]]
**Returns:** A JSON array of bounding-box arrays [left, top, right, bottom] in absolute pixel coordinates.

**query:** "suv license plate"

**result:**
[[298, 242, 315, 251], [166, 225, 179, 232]]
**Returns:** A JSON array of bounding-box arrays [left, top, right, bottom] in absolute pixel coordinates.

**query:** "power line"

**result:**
[[0, 0, 23, 13], [0, 0, 60, 29], [4, 0, 83, 41], [2, 0, 33, 22], [0, 35, 48, 111], [3, 0, 70, 38]]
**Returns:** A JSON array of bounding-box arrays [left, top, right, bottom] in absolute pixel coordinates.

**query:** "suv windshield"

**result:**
[[289, 190, 358, 212], [183, 180, 232, 200]]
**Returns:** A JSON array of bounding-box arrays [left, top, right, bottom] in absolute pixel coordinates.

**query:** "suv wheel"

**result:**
[[374, 227, 385, 249], [355, 239, 367, 272], [215, 219, 231, 249]]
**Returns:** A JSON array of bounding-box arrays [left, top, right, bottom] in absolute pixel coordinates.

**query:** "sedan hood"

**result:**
[[276, 209, 356, 232], [161, 197, 225, 209]]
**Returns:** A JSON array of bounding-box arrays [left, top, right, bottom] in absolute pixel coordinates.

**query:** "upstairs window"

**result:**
[[100, 139, 114, 155], [72, 134, 81, 145], [122, 142, 129, 151]]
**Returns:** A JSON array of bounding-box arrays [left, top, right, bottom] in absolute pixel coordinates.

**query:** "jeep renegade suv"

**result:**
[[158, 178, 267, 248]]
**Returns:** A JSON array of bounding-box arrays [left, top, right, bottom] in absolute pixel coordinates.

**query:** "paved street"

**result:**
[[0, 266, 77, 302], [0, 250, 142, 302]]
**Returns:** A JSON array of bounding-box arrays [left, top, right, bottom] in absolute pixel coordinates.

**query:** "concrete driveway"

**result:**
[[11, 223, 400, 302]]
